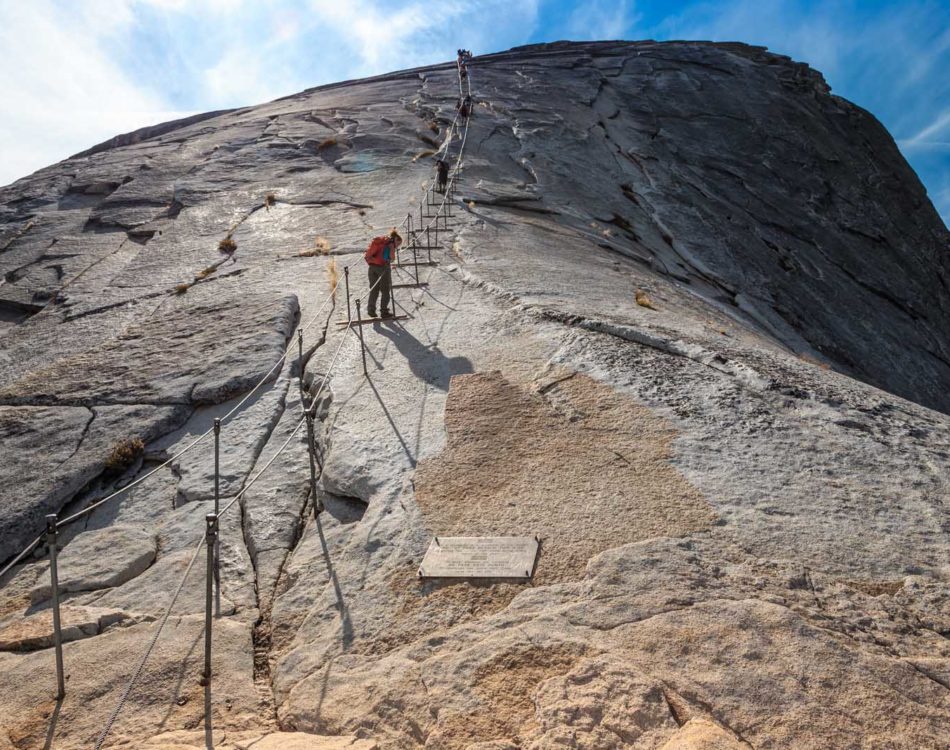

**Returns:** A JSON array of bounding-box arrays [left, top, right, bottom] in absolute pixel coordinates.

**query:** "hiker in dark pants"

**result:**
[[364, 229, 402, 318], [435, 159, 449, 192]]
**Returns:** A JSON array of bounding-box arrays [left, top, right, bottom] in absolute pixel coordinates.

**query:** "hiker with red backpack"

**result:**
[[364, 229, 402, 318]]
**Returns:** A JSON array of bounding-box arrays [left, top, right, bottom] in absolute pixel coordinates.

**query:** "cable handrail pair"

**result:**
[[0, 286, 338, 582], [90, 56, 475, 747], [93, 258, 391, 748]]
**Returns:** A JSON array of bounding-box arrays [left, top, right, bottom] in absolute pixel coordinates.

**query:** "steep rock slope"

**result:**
[[0, 41, 948, 749]]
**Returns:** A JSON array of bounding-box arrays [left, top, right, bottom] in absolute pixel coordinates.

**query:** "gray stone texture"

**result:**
[[0, 40, 948, 749]]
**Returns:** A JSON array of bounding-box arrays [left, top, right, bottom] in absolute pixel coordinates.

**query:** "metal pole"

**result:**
[[297, 329, 305, 405], [45, 514, 65, 699], [419, 202, 423, 227], [305, 411, 323, 517], [212, 419, 221, 618], [388, 248, 398, 310], [426, 226, 433, 263], [344, 266, 352, 321], [204, 514, 217, 682], [390, 265, 397, 314], [355, 299, 368, 377], [413, 237, 420, 284]]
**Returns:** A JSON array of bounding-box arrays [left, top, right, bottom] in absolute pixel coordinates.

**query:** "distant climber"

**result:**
[[364, 229, 402, 318], [435, 159, 449, 192], [459, 62, 468, 81], [457, 95, 472, 118]]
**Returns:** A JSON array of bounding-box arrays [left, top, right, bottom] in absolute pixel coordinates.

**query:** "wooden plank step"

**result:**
[[336, 315, 410, 327]]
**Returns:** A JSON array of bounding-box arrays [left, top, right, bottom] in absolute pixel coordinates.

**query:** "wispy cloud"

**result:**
[[0, 0, 191, 187], [0, 0, 540, 186], [899, 109, 950, 151], [566, 0, 637, 41], [1, 0, 947, 227]]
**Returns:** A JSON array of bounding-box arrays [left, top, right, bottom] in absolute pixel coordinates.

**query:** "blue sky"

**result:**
[[1, 0, 947, 224]]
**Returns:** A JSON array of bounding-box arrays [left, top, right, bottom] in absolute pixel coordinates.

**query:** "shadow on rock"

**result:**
[[373, 321, 473, 390]]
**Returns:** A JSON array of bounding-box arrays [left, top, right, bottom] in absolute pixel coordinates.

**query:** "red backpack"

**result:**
[[364, 236, 390, 266]]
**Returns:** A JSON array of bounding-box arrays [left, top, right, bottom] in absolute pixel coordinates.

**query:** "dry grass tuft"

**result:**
[[264, 193, 276, 209], [427, 121, 440, 133], [317, 137, 338, 151], [327, 258, 339, 299], [635, 290, 657, 310], [195, 266, 217, 280], [466, 200, 476, 209], [412, 150, 436, 162], [218, 236, 237, 254], [418, 133, 439, 148], [106, 438, 145, 471], [174, 283, 192, 295], [299, 236, 331, 257]]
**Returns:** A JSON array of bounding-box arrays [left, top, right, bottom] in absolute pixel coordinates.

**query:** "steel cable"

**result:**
[[217, 270, 378, 519], [94, 535, 204, 750], [1, 266, 341, 580], [40, 60, 477, 749], [90, 277, 364, 747]]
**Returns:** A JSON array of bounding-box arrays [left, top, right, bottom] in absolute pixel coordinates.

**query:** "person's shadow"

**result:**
[[374, 321, 472, 390]]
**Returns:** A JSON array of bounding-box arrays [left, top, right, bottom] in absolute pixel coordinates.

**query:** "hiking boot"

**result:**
[[367, 309, 377, 319], [380, 310, 393, 319]]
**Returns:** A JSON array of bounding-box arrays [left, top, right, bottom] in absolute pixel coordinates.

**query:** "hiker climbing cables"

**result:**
[[435, 158, 449, 193], [364, 229, 402, 318]]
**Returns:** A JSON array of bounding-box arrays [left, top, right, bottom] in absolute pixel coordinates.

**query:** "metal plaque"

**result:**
[[418, 536, 540, 579]]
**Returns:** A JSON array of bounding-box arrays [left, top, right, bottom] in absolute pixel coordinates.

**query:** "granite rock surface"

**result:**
[[0, 40, 948, 748]]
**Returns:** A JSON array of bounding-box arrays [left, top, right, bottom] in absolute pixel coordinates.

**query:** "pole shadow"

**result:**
[[365, 376, 415, 467], [204, 679, 213, 749], [42, 695, 63, 750], [315, 512, 352, 650]]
